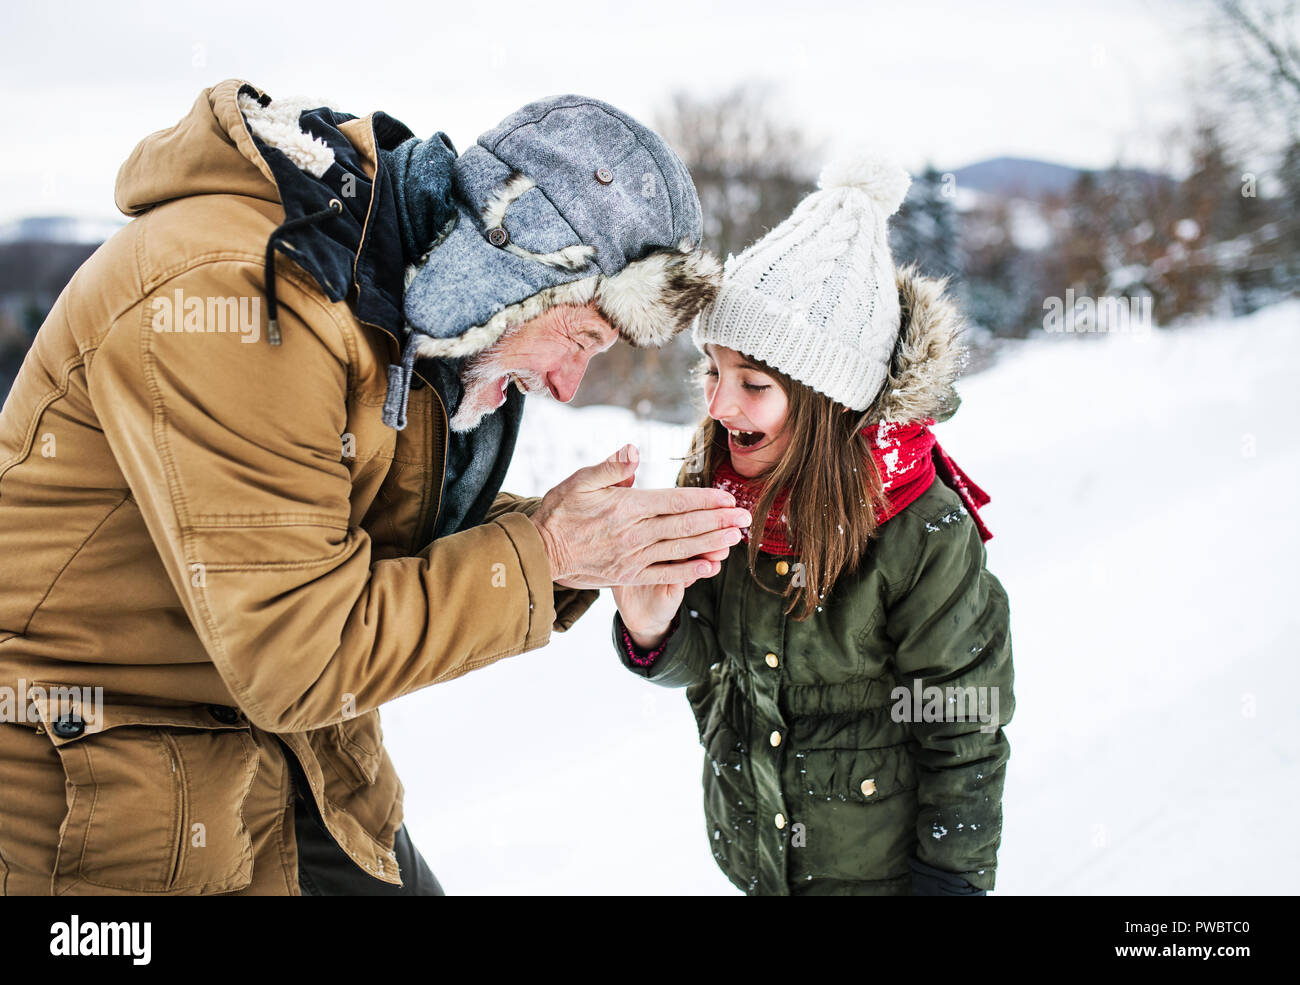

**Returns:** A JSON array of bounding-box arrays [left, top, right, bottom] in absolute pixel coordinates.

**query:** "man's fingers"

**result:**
[[636, 504, 752, 544], [565, 449, 739, 516], [621, 484, 739, 521], [598, 443, 638, 485], [560, 444, 639, 493], [696, 547, 731, 562], [629, 557, 722, 585], [638, 526, 743, 566]]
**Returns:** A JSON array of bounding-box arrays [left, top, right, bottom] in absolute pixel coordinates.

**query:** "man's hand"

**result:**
[[529, 443, 750, 589]]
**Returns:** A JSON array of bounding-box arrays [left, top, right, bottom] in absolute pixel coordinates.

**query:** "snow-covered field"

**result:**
[[381, 300, 1300, 895]]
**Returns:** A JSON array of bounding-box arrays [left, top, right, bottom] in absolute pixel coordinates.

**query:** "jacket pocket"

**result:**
[[794, 744, 917, 804], [30, 687, 259, 895], [787, 744, 919, 887], [332, 710, 384, 788]]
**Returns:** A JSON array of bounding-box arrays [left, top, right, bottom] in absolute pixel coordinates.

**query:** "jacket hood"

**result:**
[[115, 82, 281, 217], [864, 262, 969, 426], [115, 80, 413, 342]]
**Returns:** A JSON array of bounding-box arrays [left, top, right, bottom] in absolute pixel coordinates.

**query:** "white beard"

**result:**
[[448, 341, 547, 433]]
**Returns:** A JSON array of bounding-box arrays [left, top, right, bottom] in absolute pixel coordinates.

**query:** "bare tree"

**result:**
[[653, 83, 820, 262], [1205, 0, 1300, 143]]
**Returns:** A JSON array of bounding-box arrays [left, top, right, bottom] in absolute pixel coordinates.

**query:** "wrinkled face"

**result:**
[[703, 343, 792, 478], [450, 301, 619, 432]]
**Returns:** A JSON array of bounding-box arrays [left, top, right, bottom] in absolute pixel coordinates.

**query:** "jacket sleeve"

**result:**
[[88, 262, 562, 733], [610, 573, 720, 689], [481, 491, 600, 632], [885, 507, 1014, 893]]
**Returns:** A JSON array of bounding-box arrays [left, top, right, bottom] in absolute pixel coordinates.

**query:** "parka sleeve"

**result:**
[[885, 505, 1014, 893], [481, 491, 601, 632], [88, 262, 563, 734]]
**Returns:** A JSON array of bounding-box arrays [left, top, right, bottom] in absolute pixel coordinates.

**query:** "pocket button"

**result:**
[[52, 714, 85, 739], [208, 705, 241, 725]]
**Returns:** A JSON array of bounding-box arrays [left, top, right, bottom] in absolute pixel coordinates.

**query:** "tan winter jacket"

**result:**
[[0, 80, 598, 895]]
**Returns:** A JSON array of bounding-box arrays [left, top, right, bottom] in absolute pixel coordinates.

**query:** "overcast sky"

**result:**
[[0, 0, 1214, 224]]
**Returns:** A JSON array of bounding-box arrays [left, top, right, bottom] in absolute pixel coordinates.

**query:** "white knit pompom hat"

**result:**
[[693, 151, 912, 411]]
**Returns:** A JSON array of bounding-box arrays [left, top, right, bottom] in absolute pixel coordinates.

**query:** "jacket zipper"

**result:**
[[412, 369, 448, 551]]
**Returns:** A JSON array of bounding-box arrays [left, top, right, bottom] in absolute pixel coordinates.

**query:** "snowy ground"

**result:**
[[381, 300, 1300, 895]]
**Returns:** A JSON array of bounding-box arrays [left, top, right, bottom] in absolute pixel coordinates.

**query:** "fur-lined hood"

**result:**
[[865, 262, 969, 425]]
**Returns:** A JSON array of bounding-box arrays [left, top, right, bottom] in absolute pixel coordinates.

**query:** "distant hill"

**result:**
[[951, 156, 1175, 198], [0, 240, 98, 298], [0, 239, 101, 390], [0, 215, 125, 245]]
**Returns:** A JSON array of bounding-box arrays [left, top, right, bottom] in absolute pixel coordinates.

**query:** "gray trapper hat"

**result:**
[[381, 95, 722, 430]]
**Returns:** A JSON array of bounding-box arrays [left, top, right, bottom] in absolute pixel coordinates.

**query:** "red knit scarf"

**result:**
[[709, 418, 992, 556]]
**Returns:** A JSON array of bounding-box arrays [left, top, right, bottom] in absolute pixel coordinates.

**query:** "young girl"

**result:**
[[610, 156, 1013, 896]]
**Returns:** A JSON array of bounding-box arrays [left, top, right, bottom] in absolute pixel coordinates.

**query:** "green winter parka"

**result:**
[[611, 265, 1014, 896]]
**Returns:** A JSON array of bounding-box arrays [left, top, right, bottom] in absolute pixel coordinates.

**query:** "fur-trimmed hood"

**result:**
[[864, 262, 969, 425]]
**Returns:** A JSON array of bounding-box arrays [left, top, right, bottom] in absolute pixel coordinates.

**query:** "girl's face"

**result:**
[[703, 343, 792, 479]]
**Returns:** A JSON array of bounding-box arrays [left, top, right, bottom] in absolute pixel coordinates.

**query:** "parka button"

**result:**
[[594, 167, 614, 184], [52, 714, 85, 739], [860, 778, 877, 796], [764, 652, 779, 668], [208, 704, 240, 725], [769, 730, 782, 747], [487, 227, 510, 247], [774, 813, 786, 829], [775, 560, 790, 575]]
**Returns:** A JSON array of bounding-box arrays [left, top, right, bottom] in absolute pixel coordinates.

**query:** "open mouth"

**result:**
[[727, 428, 766, 451]]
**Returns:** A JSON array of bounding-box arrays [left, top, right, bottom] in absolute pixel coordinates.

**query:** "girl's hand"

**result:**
[[607, 444, 734, 645], [612, 581, 686, 648]]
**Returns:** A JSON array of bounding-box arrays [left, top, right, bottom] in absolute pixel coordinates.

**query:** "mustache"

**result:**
[[505, 370, 546, 394], [463, 353, 545, 395]]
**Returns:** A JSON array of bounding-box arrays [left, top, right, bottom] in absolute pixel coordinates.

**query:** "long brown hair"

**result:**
[[675, 352, 891, 621]]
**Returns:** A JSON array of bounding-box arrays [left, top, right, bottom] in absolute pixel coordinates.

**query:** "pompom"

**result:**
[[817, 153, 912, 215]]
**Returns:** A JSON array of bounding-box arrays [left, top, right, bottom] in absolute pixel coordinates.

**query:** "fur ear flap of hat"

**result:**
[[595, 240, 723, 349]]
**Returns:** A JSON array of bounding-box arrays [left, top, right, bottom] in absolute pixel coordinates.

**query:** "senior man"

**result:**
[[0, 80, 748, 896]]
